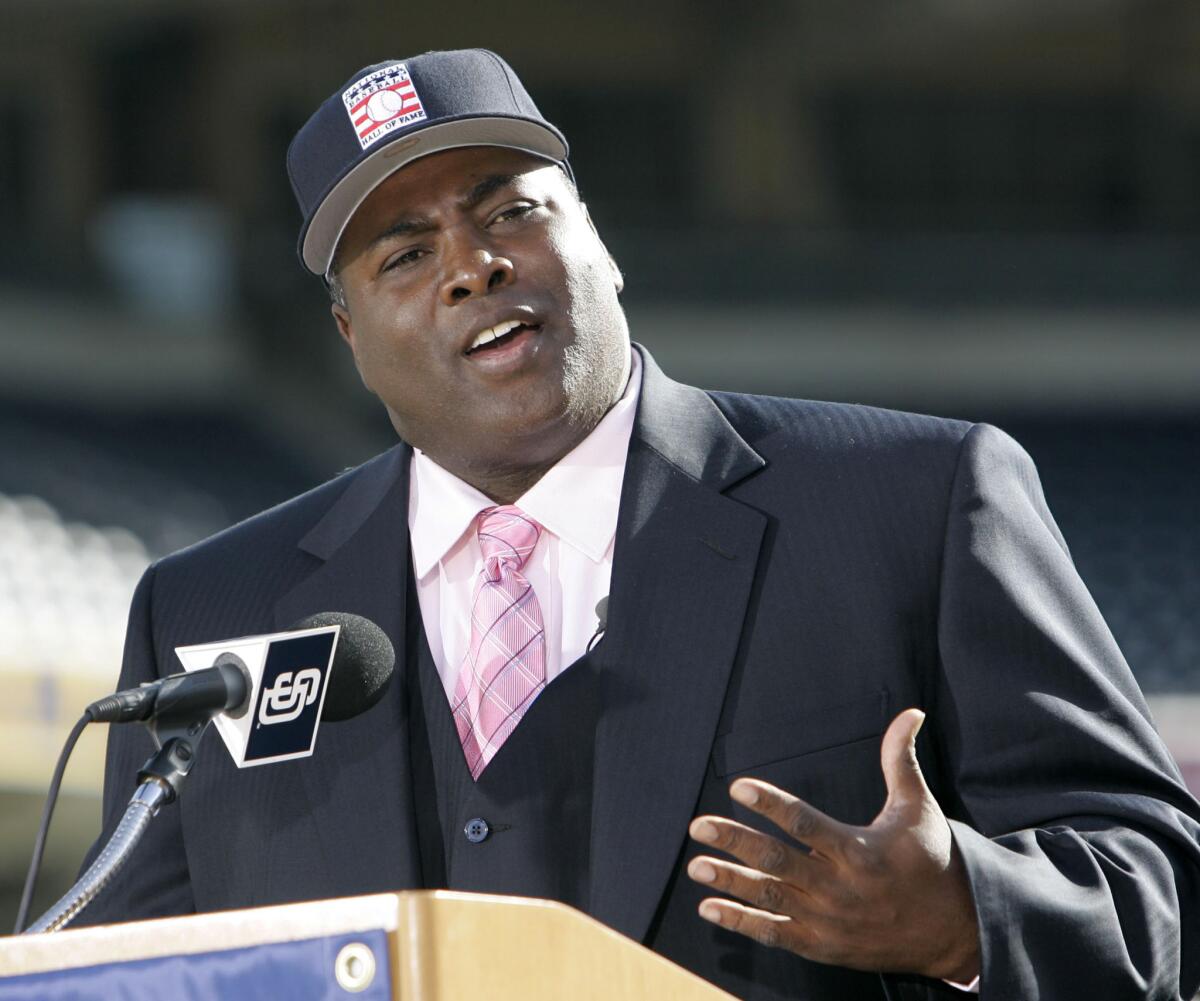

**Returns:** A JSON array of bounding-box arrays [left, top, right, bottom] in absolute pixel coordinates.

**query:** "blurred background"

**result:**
[[0, 0, 1197, 930]]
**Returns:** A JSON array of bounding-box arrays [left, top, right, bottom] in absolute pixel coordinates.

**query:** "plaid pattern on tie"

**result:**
[[451, 505, 547, 780]]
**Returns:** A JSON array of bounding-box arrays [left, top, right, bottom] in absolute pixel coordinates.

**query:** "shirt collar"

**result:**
[[408, 348, 642, 578]]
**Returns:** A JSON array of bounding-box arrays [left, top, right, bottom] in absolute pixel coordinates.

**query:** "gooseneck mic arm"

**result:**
[[24, 659, 245, 934], [25, 779, 172, 933]]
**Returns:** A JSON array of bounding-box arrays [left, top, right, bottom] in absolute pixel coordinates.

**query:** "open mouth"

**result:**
[[464, 320, 542, 356]]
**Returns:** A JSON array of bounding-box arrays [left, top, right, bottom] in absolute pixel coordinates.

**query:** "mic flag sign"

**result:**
[[175, 625, 339, 768]]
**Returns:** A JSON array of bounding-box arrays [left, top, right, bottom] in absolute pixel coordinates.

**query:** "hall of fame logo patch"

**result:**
[[343, 62, 427, 150]]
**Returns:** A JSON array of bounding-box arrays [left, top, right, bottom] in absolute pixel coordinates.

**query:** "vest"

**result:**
[[406, 579, 604, 912]]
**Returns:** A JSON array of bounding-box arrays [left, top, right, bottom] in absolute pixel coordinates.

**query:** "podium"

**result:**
[[0, 890, 734, 999]]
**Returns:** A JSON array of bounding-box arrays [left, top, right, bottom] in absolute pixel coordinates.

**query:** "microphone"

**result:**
[[586, 596, 608, 653], [86, 612, 395, 727], [292, 611, 395, 722], [86, 655, 251, 725]]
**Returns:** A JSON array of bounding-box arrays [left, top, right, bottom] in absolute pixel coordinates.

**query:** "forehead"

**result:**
[[346, 146, 563, 229]]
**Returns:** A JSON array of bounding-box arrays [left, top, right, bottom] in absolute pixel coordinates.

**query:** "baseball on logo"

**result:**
[[366, 89, 405, 123]]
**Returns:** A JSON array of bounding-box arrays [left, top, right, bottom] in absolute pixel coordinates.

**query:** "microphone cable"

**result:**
[[13, 712, 92, 934]]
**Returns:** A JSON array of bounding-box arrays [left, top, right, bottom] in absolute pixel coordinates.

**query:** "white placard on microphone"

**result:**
[[175, 625, 340, 768]]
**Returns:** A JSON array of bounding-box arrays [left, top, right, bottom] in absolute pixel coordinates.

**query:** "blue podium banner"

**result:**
[[0, 928, 391, 1001]]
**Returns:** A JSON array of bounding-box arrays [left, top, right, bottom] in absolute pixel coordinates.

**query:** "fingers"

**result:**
[[725, 778, 849, 854], [688, 854, 813, 918], [879, 708, 931, 810], [689, 815, 827, 890], [694, 897, 808, 952]]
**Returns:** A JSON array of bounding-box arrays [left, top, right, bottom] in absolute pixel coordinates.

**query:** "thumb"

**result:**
[[880, 708, 931, 811]]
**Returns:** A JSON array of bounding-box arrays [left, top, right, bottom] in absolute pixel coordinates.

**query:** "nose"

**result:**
[[438, 242, 515, 306]]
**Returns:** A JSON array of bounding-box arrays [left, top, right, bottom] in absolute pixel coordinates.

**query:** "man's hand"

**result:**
[[687, 709, 980, 983]]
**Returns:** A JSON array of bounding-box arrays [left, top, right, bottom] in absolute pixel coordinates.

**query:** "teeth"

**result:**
[[468, 319, 523, 352]]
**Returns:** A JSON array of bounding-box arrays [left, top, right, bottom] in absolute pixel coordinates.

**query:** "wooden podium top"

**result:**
[[0, 890, 735, 1000]]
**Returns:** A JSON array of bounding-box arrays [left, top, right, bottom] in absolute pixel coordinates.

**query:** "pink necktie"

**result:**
[[451, 506, 547, 780]]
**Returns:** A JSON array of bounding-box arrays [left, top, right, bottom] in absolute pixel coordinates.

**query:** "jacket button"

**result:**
[[463, 817, 490, 844]]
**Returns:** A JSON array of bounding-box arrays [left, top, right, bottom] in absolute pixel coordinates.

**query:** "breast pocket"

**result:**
[[714, 689, 890, 776], [712, 689, 891, 826]]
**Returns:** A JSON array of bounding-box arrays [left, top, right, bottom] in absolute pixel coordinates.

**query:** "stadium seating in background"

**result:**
[[0, 398, 320, 793], [1006, 417, 1200, 695]]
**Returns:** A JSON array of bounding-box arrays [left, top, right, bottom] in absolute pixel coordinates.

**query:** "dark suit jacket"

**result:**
[[82, 347, 1200, 1000]]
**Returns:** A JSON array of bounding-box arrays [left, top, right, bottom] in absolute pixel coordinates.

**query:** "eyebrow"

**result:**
[[461, 172, 523, 212], [363, 172, 525, 254]]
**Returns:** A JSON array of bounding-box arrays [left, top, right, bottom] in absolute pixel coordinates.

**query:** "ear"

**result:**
[[331, 302, 373, 391], [605, 252, 625, 294], [331, 302, 354, 348], [580, 202, 625, 294], [606, 251, 625, 294]]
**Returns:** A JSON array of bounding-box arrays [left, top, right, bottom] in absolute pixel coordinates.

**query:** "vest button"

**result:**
[[463, 817, 490, 844]]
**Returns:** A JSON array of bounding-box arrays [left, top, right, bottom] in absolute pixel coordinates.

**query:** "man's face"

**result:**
[[331, 146, 630, 483]]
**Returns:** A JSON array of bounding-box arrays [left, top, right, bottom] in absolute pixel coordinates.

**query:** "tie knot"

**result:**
[[476, 505, 541, 577]]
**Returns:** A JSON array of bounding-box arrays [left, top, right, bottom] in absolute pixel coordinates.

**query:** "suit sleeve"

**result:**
[[71, 562, 197, 926], [911, 423, 1200, 1000]]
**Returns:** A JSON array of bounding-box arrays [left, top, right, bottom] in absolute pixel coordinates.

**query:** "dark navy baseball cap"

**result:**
[[287, 49, 570, 277]]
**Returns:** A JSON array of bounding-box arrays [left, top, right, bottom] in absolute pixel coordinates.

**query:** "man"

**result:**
[[84, 49, 1200, 999]]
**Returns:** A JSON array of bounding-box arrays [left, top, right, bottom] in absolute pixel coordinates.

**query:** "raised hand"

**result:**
[[687, 709, 980, 983]]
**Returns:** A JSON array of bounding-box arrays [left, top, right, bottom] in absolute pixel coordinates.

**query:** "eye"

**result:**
[[382, 247, 427, 272], [489, 202, 540, 225]]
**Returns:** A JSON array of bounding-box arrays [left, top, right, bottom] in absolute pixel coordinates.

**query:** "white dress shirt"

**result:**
[[408, 350, 640, 699]]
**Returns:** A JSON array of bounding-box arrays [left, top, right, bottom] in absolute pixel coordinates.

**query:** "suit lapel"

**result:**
[[272, 445, 425, 895], [590, 349, 767, 941]]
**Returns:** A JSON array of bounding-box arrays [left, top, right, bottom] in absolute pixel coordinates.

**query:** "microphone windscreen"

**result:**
[[291, 612, 396, 722]]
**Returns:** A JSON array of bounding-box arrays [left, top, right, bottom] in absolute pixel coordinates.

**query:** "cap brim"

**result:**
[[301, 116, 568, 276]]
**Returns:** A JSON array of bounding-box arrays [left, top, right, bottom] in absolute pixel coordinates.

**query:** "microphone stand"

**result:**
[[24, 704, 214, 933]]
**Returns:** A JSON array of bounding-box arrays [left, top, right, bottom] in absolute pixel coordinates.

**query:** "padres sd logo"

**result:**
[[257, 668, 323, 726], [244, 630, 336, 763]]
